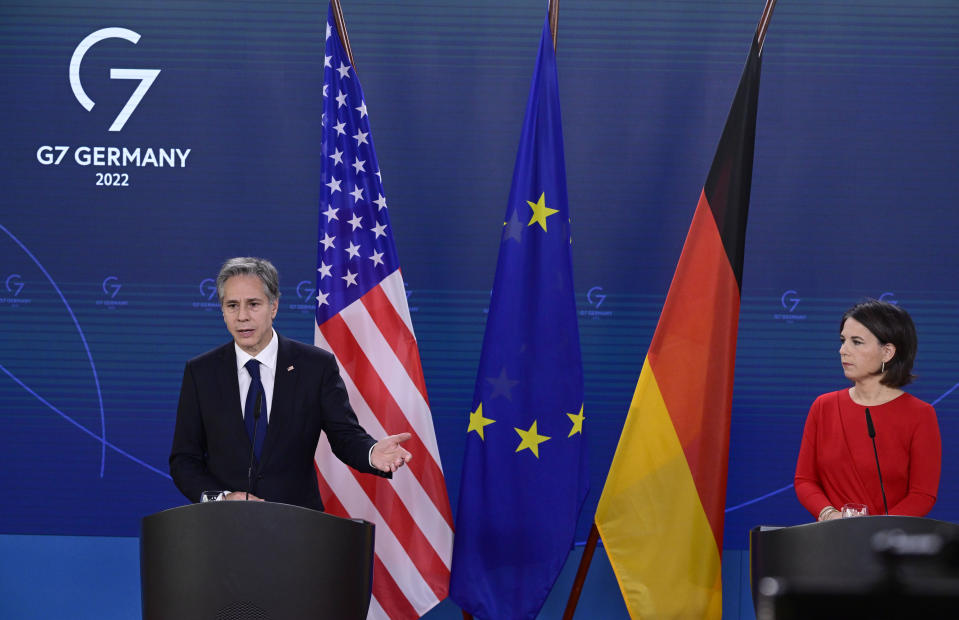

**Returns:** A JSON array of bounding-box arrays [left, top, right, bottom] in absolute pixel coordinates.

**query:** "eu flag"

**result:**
[[449, 17, 588, 620]]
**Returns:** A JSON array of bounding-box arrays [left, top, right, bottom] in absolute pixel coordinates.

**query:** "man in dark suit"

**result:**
[[170, 257, 411, 509]]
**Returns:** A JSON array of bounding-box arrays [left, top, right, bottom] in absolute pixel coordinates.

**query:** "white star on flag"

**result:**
[[345, 241, 361, 259], [319, 232, 335, 251]]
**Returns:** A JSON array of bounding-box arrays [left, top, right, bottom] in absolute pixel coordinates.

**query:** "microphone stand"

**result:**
[[865, 408, 889, 515]]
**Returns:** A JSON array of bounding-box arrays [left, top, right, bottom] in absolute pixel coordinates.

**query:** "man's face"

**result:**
[[221, 274, 278, 356]]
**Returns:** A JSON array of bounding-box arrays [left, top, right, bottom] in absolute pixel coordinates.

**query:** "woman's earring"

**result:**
[[881, 361, 885, 374]]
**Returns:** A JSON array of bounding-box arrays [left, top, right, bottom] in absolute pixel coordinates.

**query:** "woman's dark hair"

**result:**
[[840, 299, 917, 387]]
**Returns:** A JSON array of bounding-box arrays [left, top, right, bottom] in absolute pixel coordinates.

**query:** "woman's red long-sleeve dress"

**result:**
[[795, 389, 941, 518]]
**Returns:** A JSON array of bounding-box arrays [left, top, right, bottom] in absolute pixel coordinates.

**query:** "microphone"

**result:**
[[246, 392, 262, 501], [865, 408, 889, 515]]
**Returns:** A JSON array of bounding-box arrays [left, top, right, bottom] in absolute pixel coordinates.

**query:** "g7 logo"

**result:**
[[5, 274, 24, 297], [70, 28, 160, 132], [781, 289, 800, 313], [587, 286, 606, 309], [199, 278, 217, 301], [102, 276, 122, 298], [296, 281, 316, 304]]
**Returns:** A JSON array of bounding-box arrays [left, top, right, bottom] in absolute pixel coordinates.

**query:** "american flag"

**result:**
[[313, 5, 453, 619]]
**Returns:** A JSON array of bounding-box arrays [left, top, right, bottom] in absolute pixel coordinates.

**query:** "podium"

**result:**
[[750, 516, 959, 619], [141, 501, 374, 620]]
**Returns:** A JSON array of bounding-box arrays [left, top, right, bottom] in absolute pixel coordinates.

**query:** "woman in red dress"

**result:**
[[795, 299, 941, 521]]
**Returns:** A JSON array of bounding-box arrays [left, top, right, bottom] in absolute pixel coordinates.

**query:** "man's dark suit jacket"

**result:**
[[169, 334, 388, 510]]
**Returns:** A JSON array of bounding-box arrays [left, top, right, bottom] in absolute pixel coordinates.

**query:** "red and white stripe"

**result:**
[[314, 269, 453, 619]]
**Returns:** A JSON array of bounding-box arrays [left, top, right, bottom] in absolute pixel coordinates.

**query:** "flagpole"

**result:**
[[330, 0, 356, 68], [548, 0, 559, 51], [756, 0, 778, 56], [561, 524, 599, 620]]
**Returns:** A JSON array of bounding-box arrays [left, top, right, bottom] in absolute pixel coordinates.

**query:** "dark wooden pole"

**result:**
[[561, 524, 599, 620], [548, 0, 559, 51], [330, 0, 356, 68], [756, 0, 778, 56]]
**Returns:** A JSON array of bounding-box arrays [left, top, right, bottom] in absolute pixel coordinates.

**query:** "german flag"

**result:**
[[594, 38, 762, 618]]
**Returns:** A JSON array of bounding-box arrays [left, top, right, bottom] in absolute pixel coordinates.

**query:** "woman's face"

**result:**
[[839, 317, 894, 383]]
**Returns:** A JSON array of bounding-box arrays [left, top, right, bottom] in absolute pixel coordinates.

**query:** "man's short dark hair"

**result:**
[[841, 299, 918, 387], [216, 257, 280, 303]]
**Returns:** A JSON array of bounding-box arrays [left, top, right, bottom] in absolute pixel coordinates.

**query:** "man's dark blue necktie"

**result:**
[[244, 359, 267, 460]]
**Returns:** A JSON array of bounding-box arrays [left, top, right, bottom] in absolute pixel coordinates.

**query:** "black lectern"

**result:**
[[750, 516, 959, 619], [141, 501, 374, 620]]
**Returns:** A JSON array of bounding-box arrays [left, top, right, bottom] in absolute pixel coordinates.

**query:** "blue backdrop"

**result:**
[[1, 0, 957, 573]]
